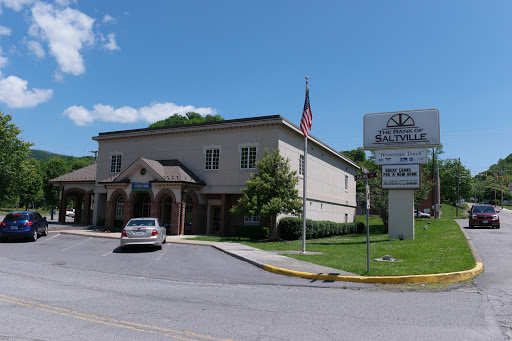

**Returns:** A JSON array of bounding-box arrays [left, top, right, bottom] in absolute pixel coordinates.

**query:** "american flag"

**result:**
[[300, 88, 312, 137]]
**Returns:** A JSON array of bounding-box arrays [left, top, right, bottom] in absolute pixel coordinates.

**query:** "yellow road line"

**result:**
[[0, 294, 235, 341]]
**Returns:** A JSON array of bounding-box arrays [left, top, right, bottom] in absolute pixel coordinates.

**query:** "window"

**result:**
[[240, 146, 257, 169], [345, 175, 349, 190], [142, 196, 151, 217], [299, 154, 305, 176], [115, 196, 124, 220], [244, 214, 260, 224], [204, 148, 220, 170], [110, 154, 122, 173], [344, 213, 349, 223]]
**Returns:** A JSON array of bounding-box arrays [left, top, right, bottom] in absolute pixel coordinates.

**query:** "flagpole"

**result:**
[[301, 77, 308, 254]]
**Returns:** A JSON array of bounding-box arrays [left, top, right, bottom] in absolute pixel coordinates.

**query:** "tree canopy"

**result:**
[[0, 112, 33, 205], [148, 112, 224, 128], [230, 148, 302, 239]]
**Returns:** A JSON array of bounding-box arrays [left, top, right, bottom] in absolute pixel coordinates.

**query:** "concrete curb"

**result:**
[[263, 262, 484, 284]]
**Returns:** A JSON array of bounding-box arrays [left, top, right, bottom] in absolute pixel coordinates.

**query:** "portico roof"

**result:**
[[48, 163, 97, 184], [99, 158, 205, 186]]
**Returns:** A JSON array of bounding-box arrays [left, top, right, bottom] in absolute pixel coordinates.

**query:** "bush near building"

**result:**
[[279, 217, 365, 240]]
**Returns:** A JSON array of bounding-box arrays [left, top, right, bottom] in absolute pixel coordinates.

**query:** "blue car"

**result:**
[[0, 211, 48, 242]]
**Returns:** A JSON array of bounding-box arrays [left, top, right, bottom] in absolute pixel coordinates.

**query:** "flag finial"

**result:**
[[305, 76, 308, 80]]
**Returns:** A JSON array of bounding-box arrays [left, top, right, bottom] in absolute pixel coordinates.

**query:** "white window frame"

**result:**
[[239, 144, 258, 170], [110, 152, 123, 174], [244, 214, 260, 225], [299, 154, 305, 176], [115, 196, 124, 220], [203, 145, 221, 171]]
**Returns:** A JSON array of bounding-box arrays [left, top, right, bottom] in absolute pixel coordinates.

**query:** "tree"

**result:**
[[148, 112, 224, 128], [43, 157, 69, 217], [19, 158, 42, 210], [0, 112, 33, 206], [230, 148, 303, 239], [71, 158, 91, 171], [438, 159, 474, 205], [342, 147, 367, 164]]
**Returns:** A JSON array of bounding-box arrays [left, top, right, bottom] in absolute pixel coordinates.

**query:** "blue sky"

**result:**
[[0, 0, 510, 176]]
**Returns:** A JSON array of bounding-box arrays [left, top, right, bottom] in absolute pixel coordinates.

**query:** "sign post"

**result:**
[[355, 171, 378, 273]]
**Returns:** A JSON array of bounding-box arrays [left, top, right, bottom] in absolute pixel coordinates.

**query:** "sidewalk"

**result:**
[[48, 221, 483, 285]]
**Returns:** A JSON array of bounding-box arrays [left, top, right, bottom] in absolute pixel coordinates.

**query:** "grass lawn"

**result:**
[[441, 203, 468, 219], [188, 214, 475, 276]]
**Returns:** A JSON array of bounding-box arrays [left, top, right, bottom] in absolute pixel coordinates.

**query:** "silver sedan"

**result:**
[[120, 218, 166, 250]]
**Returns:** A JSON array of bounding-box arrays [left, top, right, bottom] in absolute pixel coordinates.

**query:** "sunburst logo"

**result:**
[[386, 114, 415, 128]]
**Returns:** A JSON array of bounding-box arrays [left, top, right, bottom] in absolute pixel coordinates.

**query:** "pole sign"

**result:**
[[354, 172, 378, 181], [375, 148, 428, 165], [381, 164, 421, 189], [363, 109, 440, 150]]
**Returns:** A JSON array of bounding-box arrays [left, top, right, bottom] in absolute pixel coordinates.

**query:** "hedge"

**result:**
[[278, 217, 365, 240], [234, 225, 269, 240]]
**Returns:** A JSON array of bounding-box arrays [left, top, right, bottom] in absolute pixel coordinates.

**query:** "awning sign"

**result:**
[[382, 164, 421, 189], [132, 182, 152, 191]]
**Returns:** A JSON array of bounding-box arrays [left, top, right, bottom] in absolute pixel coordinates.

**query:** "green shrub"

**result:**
[[234, 225, 269, 240], [278, 217, 365, 240]]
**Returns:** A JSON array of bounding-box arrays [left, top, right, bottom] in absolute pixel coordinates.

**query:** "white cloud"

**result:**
[[27, 40, 45, 58], [64, 102, 217, 126], [29, 1, 94, 76], [103, 33, 119, 51], [103, 14, 114, 24], [0, 75, 53, 108], [0, 0, 34, 12], [0, 55, 7, 68], [0, 25, 11, 35]]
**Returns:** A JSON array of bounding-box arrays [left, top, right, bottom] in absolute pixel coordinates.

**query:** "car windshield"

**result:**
[[5, 214, 29, 221], [127, 219, 155, 227], [473, 206, 495, 213]]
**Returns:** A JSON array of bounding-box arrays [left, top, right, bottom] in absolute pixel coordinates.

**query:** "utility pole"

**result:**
[[494, 170, 497, 207], [501, 169, 504, 209], [456, 158, 460, 217]]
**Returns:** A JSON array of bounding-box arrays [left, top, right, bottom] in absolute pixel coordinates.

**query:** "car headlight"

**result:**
[[493, 215, 498, 219], [472, 215, 477, 219]]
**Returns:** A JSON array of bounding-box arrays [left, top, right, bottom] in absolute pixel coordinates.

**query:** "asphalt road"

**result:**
[[457, 207, 512, 339], [0, 212, 510, 340]]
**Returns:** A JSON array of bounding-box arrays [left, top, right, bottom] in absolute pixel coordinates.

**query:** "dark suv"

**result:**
[[0, 211, 48, 242], [469, 204, 500, 229]]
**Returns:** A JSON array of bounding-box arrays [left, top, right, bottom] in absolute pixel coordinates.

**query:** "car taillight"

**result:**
[[122, 230, 127, 237], [151, 229, 158, 236], [0, 222, 5, 226], [23, 221, 33, 226]]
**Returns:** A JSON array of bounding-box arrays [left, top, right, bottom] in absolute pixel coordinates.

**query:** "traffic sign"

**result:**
[[354, 172, 378, 181]]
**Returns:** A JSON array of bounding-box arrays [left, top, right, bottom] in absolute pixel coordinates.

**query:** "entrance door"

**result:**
[[211, 206, 221, 234]]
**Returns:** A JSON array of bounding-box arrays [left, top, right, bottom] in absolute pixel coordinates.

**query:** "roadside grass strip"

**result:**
[[0, 294, 235, 341], [190, 216, 478, 281]]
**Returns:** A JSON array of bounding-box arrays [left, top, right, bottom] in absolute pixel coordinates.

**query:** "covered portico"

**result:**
[[100, 158, 206, 234]]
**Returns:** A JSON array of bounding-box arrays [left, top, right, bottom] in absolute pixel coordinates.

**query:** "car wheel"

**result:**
[[30, 228, 38, 242], [0, 237, 7, 242], [42, 224, 48, 236], [496, 224, 500, 229]]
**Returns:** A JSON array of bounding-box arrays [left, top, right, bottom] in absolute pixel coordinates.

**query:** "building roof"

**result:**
[[92, 115, 360, 169], [48, 163, 97, 183]]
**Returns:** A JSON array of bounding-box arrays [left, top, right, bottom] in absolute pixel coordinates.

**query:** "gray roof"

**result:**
[[49, 163, 97, 183]]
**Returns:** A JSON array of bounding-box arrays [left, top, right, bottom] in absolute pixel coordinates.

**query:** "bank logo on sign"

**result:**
[[386, 113, 415, 128]]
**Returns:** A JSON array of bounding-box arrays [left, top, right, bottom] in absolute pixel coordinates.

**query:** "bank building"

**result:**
[[49, 115, 359, 235]]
